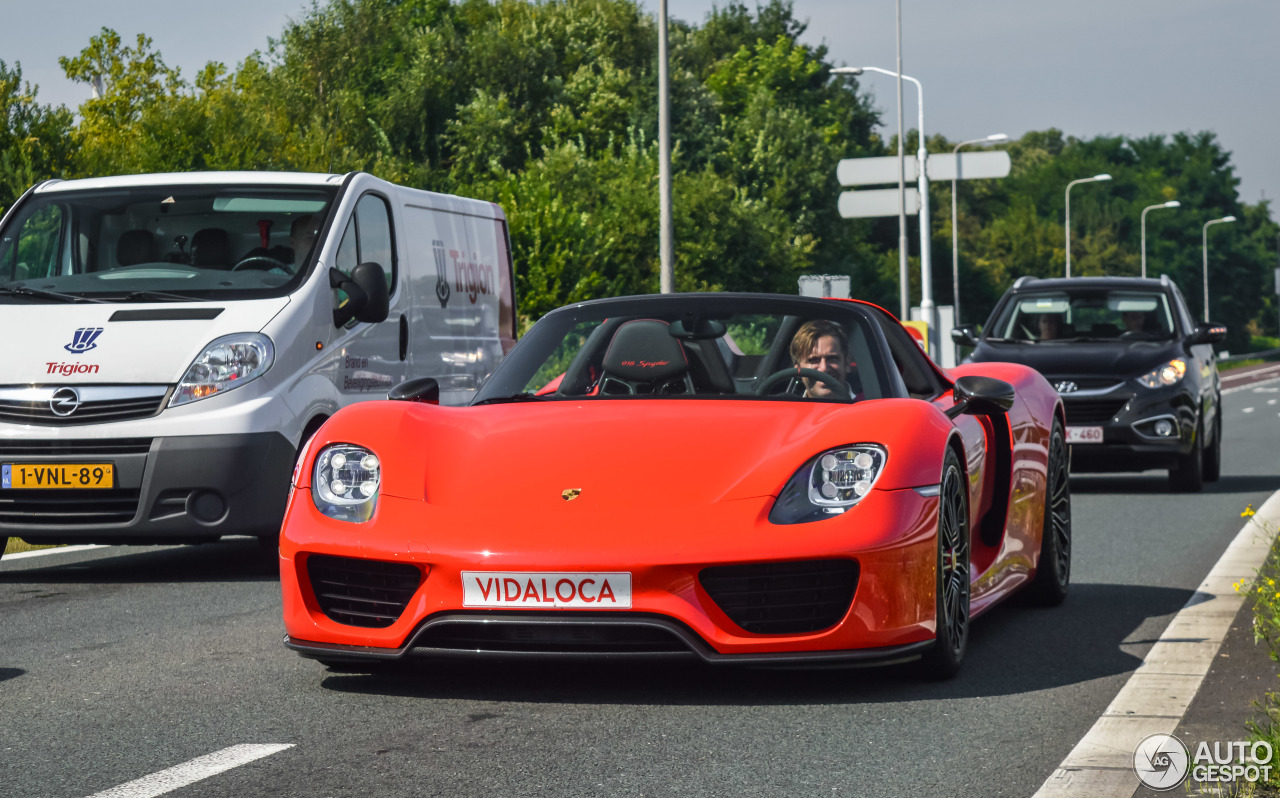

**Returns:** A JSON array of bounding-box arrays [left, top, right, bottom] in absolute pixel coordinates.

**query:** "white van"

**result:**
[[0, 171, 516, 554]]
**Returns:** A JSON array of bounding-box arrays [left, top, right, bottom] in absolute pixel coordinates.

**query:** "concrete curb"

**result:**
[[1031, 487, 1280, 797]]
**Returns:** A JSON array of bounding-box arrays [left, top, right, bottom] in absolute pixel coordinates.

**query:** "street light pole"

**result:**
[[657, 0, 673, 293], [951, 134, 1007, 326], [1064, 174, 1112, 278], [895, 0, 907, 322], [1140, 200, 1180, 278], [1202, 215, 1237, 322]]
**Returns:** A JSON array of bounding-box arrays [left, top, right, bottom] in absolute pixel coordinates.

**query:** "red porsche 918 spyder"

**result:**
[[280, 293, 1069, 677]]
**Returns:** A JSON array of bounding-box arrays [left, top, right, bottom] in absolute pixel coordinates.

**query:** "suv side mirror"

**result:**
[[951, 325, 979, 348], [945, 375, 1015, 419], [1187, 322, 1227, 347], [331, 263, 390, 326]]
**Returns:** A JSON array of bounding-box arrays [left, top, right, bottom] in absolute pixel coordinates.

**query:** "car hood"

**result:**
[[968, 339, 1182, 378], [311, 397, 954, 507]]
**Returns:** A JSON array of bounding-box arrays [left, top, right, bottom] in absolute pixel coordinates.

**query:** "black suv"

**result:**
[[954, 275, 1226, 491]]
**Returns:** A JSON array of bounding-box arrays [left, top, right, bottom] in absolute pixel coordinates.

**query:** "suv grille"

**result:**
[[0, 489, 141, 526], [700, 559, 859, 634], [306, 555, 424, 628], [1063, 398, 1130, 425], [0, 386, 169, 426]]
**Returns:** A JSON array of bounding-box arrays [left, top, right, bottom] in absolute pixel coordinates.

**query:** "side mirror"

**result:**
[[945, 375, 1015, 419], [388, 377, 440, 405], [951, 325, 979, 348], [1187, 322, 1227, 347], [331, 263, 390, 326]]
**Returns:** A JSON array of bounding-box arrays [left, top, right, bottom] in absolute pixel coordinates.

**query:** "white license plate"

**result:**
[[462, 571, 632, 608], [1066, 426, 1104, 444]]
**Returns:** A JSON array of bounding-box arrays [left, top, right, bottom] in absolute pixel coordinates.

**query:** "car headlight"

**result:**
[[311, 444, 381, 522], [169, 333, 274, 406], [1137, 359, 1186, 389], [769, 444, 888, 525]]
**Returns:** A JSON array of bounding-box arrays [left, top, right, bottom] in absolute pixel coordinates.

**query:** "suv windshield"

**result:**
[[988, 289, 1176, 342], [0, 185, 337, 302]]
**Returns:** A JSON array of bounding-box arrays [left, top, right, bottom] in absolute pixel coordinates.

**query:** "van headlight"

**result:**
[[769, 444, 888, 525], [312, 444, 380, 522], [1137, 359, 1186, 389], [169, 333, 274, 406]]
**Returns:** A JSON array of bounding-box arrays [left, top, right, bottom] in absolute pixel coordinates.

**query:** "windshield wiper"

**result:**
[[118, 291, 201, 303], [0, 285, 107, 303], [982, 337, 1031, 343], [474, 392, 545, 405]]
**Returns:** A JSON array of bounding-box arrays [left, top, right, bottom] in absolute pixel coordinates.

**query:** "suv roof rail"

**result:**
[[1159, 274, 1173, 287], [1012, 276, 1036, 289]]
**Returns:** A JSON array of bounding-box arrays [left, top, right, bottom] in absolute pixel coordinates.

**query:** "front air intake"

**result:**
[[306, 555, 424, 628], [699, 559, 859, 635]]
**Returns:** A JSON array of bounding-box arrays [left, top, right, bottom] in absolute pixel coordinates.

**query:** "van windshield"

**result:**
[[0, 185, 337, 302]]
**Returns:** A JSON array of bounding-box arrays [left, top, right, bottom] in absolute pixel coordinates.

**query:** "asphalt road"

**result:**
[[2, 380, 1277, 798]]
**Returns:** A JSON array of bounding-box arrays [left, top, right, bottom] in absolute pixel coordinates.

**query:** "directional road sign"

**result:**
[[838, 188, 920, 219], [837, 151, 1011, 187]]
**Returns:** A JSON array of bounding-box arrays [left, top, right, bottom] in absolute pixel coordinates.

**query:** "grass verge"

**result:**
[[1241, 507, 1280, 792], [2, 538, 62, 555]]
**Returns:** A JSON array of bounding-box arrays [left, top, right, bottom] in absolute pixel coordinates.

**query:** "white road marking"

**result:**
[[1243, 407, 1255, 413], [1223, 373, 1280, 395], [1270, 399, 1278, 405], [86, 744, 294, 798], [1031, 488, 1280, 797], [3, 544, 107, 561]]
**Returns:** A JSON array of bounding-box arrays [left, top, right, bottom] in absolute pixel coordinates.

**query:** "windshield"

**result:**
[[988, 289, 1176, 342], [474, 296, 889, 404], [0, 185, 337, 302]]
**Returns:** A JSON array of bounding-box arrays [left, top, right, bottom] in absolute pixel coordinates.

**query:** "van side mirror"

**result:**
[[1187, 322, 1227, 346], [951, 325, 979, 348], [330, 263, 390, 326], [389, 377, 440, 405], [945, 375, 1015, 419]]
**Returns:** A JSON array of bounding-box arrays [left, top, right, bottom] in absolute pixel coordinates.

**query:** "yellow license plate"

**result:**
[[2, 463, 115, 489]]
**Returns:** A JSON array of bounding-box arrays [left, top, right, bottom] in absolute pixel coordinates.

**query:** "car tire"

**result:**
[[1202, 409, 1222, 483], [919, 448, 970, 679], [1169, 422, 1204, 493], [1029, 421, 1071, 606]]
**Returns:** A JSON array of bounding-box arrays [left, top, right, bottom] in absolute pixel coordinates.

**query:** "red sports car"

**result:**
[[280, 293, 1068, 677]]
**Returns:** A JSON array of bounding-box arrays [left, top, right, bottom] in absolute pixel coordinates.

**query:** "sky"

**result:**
[[3, 0, 1277, 221]]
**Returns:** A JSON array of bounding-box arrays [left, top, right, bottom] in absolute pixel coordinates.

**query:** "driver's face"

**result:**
[[800, 335, 849, 398]]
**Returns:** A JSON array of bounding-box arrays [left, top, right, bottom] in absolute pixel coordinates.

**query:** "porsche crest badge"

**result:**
[[561, 488, 582, 501]]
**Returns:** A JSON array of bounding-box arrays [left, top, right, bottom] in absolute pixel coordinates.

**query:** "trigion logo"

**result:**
[[1134, 733, 1190, 790], [64, 327, 104, 354]]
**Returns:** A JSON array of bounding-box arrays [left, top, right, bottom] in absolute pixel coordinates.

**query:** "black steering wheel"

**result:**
[[755, 367, 851, 400], [232, 255, 292, 273]]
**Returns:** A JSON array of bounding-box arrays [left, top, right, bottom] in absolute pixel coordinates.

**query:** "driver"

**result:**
[[789, 319, 853, 399], [290, 214, 319, 264]]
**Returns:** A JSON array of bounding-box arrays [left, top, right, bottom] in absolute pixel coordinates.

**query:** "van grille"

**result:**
[[306, 555, 424, 628], [0, 489, 141, 526], [0, 386, 169, 426], [0, 439, 153, 457], [699, 559, 859, 635]]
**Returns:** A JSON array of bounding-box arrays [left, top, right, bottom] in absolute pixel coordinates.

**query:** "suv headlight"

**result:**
[[312, 444, 381, 522], [769, 444, 888, 525], [1137, 359, 1186, 389], [169, 333, 274, 406]]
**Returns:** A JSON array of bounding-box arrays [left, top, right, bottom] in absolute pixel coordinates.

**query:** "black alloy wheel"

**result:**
[[1170, 421, 1205, 492], [1029, 421, 1071, 605], [1203, 408, 1222, 483], [920, 449, 970, 679]]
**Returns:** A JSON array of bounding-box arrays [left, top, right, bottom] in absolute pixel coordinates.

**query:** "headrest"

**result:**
[[191, 228, 230, 268], [116, 230, 156, 266], [602, 319, 687, 382]]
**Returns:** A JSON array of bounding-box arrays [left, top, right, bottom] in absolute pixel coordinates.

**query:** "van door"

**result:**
[[332, 192, 406, 403]]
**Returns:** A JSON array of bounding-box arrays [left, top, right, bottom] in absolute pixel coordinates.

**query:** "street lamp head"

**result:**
[[1223, 215, 1237, 223], [1094, 174, 1112, 182], [1164, 201, 1181, 208], [831, 67, 863, 76], [987, 134, 1009, 142]]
